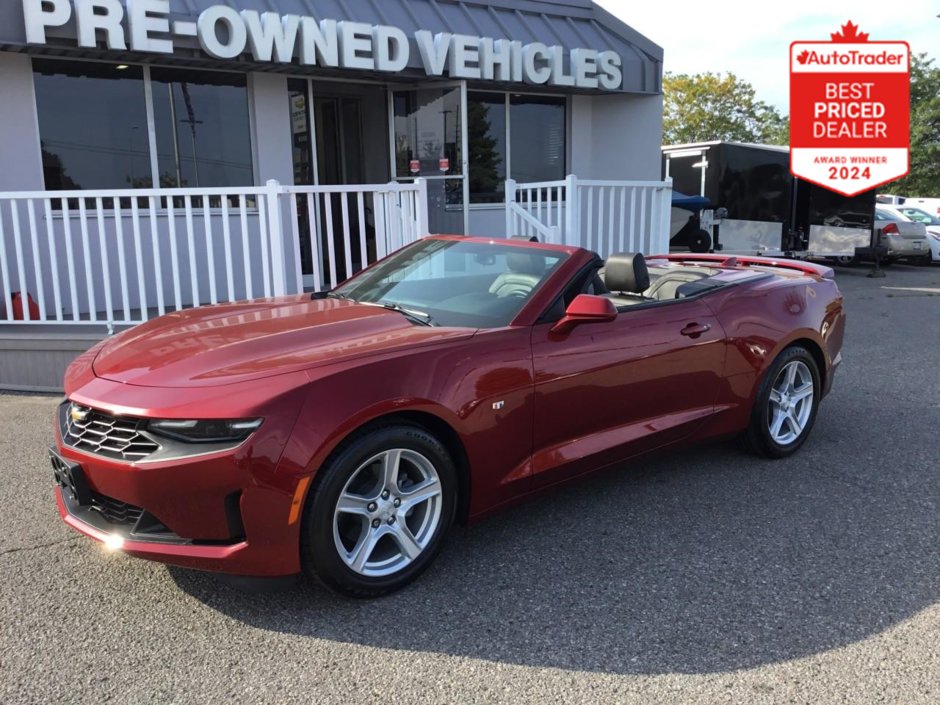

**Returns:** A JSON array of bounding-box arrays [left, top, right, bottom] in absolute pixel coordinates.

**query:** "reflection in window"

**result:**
[[288, 79, 313, 186], [464, 93, 566, 204], [151, 68, 253, 188], [393, 88, 462, 178], [467, 93, 506, 204], [510, 95, 566, 184], [33, 60, 151, 190], [809, 188, 874, 228]]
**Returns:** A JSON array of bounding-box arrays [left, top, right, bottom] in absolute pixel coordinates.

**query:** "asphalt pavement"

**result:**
[[1, 262, 939, 704]]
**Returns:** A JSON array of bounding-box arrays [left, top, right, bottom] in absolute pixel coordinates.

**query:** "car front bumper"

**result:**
[[51, 435, 306, 576], [52, 373, 312, 577]]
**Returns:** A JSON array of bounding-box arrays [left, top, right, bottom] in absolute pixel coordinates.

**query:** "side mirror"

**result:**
[[550, 294, 617, 336]]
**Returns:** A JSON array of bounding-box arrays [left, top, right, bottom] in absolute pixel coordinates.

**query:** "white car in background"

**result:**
[[901, 197, 940, 218], [873, 206, 931, 265], [895, 206, 940, 264]]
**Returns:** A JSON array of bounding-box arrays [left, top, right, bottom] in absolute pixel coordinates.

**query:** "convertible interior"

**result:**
[[598, 253, 724, 310], [335, 237, 731, 328], [472, 248, 725, 311]]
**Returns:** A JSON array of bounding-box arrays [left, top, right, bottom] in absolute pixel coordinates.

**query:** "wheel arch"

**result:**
[[307, 409, 472, 525], [748, 333, 828, 418], [786, 336, 827, 392]]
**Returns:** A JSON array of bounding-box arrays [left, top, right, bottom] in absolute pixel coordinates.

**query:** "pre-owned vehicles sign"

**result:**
[[790, 22, 910, 197], [20, 0, 623, 91]]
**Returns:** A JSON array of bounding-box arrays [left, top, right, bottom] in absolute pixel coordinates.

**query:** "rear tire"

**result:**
[[300, 423, 457, 598], [745, 346, 821, 459]]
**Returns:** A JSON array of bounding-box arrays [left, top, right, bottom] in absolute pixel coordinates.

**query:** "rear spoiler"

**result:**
[[648, 253, 834, 280]]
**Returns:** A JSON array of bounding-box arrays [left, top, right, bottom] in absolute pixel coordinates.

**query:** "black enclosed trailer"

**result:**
[[662, 141, 876, 259]]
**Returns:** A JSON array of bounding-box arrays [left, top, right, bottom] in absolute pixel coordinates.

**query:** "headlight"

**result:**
[[147, 418, 263, 443]]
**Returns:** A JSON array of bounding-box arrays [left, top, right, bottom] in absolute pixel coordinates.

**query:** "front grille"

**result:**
[[63, 404, 160, 461], [90, 491, 144, 527]]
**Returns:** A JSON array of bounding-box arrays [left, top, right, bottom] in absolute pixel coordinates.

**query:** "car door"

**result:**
[[530, 297, 725, 489]]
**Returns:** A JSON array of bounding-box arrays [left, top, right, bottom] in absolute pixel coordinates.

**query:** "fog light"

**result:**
[[103, 534, 125, 551]]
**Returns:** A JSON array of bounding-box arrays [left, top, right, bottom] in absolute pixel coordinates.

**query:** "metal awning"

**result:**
[[0, 0, 662, 94]]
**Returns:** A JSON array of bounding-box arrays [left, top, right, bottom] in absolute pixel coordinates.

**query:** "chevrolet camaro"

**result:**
[[51, 236, 845, 596]]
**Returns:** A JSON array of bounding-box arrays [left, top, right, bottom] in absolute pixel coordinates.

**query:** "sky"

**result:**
[[596, 0, 940, 112]]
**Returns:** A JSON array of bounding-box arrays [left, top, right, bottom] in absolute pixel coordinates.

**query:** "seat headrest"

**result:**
[[604, 252, 650, 293], [506, 250, 546, 275]]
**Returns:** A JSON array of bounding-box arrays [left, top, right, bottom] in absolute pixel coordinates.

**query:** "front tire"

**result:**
[[301, 424, 457, 597], [745, 346, 821, 458]]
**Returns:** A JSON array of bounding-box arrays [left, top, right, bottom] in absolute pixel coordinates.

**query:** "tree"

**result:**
[[881, 53, 940, 197], [663, 72, 789, 146], [467, 100, 502, 202]]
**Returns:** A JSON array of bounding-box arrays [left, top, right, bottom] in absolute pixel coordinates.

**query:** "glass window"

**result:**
[[151, 68, 253, 188], [288, 79, 313, 186], [873, 208, 901, 223], [808, 188, 874, 228], [33, 60, 151, 190], [899, 208, 940, 225], [467, 93, 506, 204], [510, 95, 566, 184], [393, 88, 463, 178], [465, 93, 566, 204]]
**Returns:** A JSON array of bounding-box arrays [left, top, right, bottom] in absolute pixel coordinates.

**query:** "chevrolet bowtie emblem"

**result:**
[[70, 405, 89, 422]]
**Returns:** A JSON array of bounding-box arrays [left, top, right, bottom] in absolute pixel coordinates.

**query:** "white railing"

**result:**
[[0, 179, 428, 325], [506, 175, 673, 258], [283, 180, 427, 293]]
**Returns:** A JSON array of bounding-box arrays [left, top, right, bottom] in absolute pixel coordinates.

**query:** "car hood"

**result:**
[[92, 296, 475, 388]]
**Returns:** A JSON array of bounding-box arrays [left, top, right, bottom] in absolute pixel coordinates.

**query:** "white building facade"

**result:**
[[0, 0, 666, 389]]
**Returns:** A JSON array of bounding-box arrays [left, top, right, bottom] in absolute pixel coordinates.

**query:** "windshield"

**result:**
[[900, 208, 940, 226], [875, 209, 904, 223], [334, 239, 567, 328]]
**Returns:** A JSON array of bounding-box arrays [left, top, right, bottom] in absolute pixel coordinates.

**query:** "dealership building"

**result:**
[[0, 0, 667, 390]]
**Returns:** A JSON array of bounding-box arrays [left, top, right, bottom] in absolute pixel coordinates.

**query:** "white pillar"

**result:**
[[0, 54, 44, 191]]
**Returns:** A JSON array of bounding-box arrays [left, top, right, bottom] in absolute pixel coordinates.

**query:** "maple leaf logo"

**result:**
[[796, 49, 810, 64], [831, 20, 869, 42]]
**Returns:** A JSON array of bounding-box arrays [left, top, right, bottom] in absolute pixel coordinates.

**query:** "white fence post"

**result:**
[[264, 179, 287, 296], [564, 174, 578, 247], [657, 177, 673, 254], [505, 179, 517, 237], [415, 178, 430, 236]]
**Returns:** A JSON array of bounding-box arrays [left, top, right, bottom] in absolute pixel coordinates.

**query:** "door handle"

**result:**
[[680, 323, 711, 338]]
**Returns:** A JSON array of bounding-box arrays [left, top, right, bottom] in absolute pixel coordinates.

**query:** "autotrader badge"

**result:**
[[789, 21, 910, 197]]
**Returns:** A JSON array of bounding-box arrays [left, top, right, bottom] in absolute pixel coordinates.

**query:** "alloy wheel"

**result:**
[[767, 360, 815, 446], [332, 448, 443, 577]]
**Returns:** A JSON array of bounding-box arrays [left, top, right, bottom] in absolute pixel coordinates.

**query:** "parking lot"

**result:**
[[1, 263, 938, 704]]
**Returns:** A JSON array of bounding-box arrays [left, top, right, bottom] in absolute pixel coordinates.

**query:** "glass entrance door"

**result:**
[[391, 84, 469, 235], [289, 80, 376, 287]]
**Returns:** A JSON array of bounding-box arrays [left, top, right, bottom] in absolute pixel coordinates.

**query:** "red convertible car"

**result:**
[[51, 236, 845, 596]]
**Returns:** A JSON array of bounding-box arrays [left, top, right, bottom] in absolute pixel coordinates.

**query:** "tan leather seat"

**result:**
[[489, 251, 546, 298], [646, 270, 709, 300]]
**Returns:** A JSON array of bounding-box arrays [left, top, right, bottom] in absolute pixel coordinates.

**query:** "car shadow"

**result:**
[[168, 398, 940, 675]]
